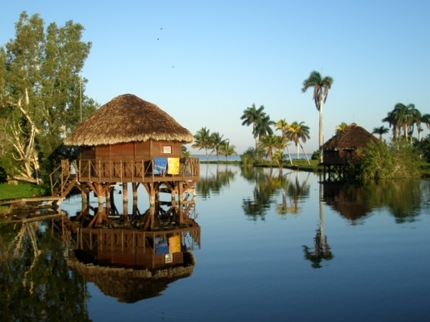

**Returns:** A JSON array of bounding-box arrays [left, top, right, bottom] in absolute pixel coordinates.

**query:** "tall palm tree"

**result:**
[[302, 71, 334, 162], [382, 110, 399, 140], [335, 122, 348, 134], [286, 121, 311, 165], [192, 127, 211, 160], [209, 132, 226, 161], [240, 104, 265, 148], [419, 113, 430, 141], [275, 118, 293, 164], [253, 113, 274, 143], [219, 140, 237, 161], [391, 103, 418, 141], [372, 126, 389, 141]]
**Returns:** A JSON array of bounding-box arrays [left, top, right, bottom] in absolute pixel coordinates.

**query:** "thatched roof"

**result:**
[[64, 94, 194, 146], [67, 252, 195, 303], [321, 123, 378, 151], [323, 183, 372, 225]]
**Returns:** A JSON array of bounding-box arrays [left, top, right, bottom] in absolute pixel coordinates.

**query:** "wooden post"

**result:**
[[132, 183, 138, 201], [123, 182, 128, 216]]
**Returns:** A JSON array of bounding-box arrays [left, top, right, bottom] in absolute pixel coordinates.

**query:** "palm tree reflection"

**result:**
[[242, 168, 310, 221], [196, 164, 237, 199], [303, 228, 334, 269], [303, 176, 334, 268]]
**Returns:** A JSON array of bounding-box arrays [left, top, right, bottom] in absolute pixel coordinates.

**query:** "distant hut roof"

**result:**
[[64, 94, 194, 146], [321, 123, 378, 151]]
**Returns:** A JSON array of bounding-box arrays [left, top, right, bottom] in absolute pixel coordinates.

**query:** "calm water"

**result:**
[[2, 164, 430, 321]]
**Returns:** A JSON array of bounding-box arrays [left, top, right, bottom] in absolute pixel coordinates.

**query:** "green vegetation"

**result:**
[[382, 103, 430, 142], [192, 127, 237, 161], [0, 182, 48, 200], [0, 182, 48, 214], [302, 71, 334, 162], [0, 12, 98, 185], [350, 140, 421, 182]]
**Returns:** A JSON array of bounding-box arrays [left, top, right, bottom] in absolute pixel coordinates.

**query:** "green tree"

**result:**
[[418, 113, 430, 142], [286, 121, 311, 164], [357, 139, 421, 181], [253, 113, 274, 142], [192, 127, 212, 160], [240, 103, 265, 148], [209, 131, 226, 161], [0, 12, 97, 183], [259, 134, 282, 161], [392, 103, 419, 142], [272, 150, 287, 172], [275, 119, 293, 164], [219, 140, 237, 161], [241, 145, 265, 166], [302, 71, 334, 162], [384, 103, 420, 142], [372, 126, 389, 141], [181, 145, 191, 158], [335, 122, 348, 134]]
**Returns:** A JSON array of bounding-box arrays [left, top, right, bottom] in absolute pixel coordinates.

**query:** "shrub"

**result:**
[[354, 139, 421, 182], [311, 150, 320, 161]]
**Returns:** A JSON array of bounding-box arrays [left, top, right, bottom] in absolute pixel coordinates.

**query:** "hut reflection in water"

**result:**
[[60, 196, 201, 303]]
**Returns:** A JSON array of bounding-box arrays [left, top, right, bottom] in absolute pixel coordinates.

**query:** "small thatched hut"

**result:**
[[64, 93, 194, 160], [321, 123, 378, 165], [52, 94, 199, 210], [320, 123, 378, 182]]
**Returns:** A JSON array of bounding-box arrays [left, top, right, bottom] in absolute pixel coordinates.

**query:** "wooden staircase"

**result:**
[[56, 213, 79, 233], [50, 160, 78, 201]]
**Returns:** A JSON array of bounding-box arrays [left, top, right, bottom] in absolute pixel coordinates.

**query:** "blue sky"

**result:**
[[2, 0, 430, 154]]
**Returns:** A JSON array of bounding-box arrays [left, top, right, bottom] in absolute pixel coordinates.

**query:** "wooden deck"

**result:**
[[73, 158, 199, 183], [50, 158, 200, 199]]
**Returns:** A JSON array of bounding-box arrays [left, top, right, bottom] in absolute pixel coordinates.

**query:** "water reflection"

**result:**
[[64, 202, 201, 303], [0, 218, 90, 321], [323, 183, 372, 225], [1, 199, 201, 310], [241, 168, 310, 220], [303, 229, 334, 268], [322, 179, 429, 224], [196, 164, 237, 199]]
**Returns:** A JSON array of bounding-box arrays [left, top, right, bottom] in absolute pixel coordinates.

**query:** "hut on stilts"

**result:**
[[50, 94, 200, 228], [320, 123, 378, 182]]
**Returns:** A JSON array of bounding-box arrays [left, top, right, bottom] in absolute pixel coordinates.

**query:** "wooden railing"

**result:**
[[50, 160, 78, 197], [74, 158, 200, 182]]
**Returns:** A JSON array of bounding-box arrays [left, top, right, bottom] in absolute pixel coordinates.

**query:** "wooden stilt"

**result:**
[[123, 182, 128, 216]]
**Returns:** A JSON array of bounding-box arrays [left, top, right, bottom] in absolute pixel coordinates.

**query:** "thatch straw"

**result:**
[[64, 94, 194, 146], [67, 252, 195, 303], [322, 123, 378, 150]]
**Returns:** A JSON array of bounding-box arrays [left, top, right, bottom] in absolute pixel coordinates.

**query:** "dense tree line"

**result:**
[[192, 127, 237, 161], [0, 12, 98, 184]]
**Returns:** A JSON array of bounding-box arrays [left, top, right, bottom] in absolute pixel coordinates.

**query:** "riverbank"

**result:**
[[2, 160, 429, 214], [200, 159, 322, 172]]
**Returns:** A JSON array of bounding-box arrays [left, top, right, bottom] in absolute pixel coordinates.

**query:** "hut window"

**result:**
[[162, 146, 172, 154]]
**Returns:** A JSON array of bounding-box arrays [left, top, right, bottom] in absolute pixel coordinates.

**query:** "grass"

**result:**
[[0, 182, 49, 214], [254, 159, 322, 172], [0, 182, 47, 200]]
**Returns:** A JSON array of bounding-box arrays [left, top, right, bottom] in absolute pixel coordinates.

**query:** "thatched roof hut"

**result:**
[[321, 123, 378, 165], [64, 94, 194, 146], [322, 123, 378, 151]]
